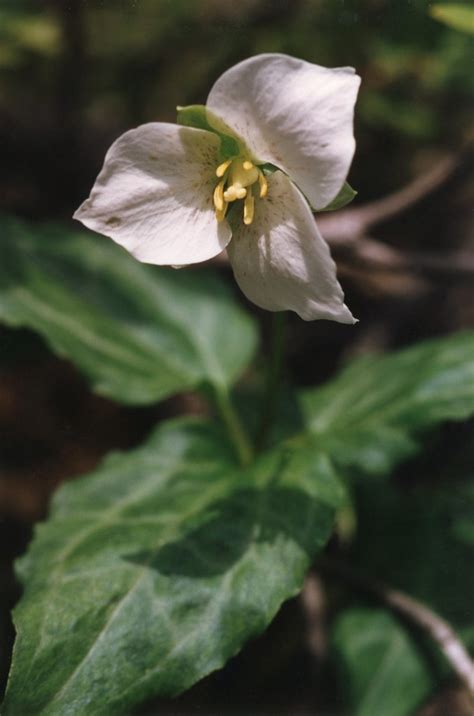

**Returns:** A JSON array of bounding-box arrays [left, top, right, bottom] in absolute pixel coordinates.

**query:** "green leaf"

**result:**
[[332, 608, 434, 716], [0, 217, 257, 405], [4, 419, 343, 715], [300, 332, 474, 475], [319, 181, 357, 212], [430, 4, 474, 35], [177, 104, 241, 160]]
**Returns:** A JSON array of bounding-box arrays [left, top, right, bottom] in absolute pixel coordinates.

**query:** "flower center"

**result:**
[[213, 158, 268, 225]]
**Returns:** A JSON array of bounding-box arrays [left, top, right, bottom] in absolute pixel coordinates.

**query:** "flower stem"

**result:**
[[212, 386, 254, 467], [256, 312, 287, 451]]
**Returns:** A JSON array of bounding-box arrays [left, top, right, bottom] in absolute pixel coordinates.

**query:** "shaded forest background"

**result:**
[[0, 1, 473, 714]]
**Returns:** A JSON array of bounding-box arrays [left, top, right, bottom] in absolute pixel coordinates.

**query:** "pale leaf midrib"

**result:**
[[357, 634, 406, 716], [12, 287, 190, 383]]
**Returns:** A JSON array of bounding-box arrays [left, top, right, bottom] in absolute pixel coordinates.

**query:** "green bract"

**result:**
[[0, 218, 257, 404], [3, 419, 343, 715], [300, 332, 474, 475]]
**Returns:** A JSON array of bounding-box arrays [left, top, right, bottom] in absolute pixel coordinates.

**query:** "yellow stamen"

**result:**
[[212, 157, 265, 226], [213, 179, 225, 211], [216, 158, 232, 178], [215, 201, 228, 223], [243, 192, 255, 225], [258, 170, 268, 198]]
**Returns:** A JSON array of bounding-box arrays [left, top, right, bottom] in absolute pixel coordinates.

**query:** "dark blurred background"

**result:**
[[0, 1, 473, 713]]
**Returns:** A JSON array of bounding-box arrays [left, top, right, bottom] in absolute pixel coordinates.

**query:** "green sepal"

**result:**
[[259, 162, 279, 175], [177, 104, 241, 160], [318, 181, 357, 212]]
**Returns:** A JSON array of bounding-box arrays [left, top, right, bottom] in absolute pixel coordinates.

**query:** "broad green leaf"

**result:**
[[332, 608, 433, 716], [4, 419, 343, 715], [0, 217, 257, 405], [300, 332, 474, 475], [430, 4, 474, 35], [319, 182, 357, 212], [177, 104, 241, 159]]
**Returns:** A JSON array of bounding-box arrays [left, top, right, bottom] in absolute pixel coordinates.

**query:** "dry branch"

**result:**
[[317, 154, 460, 243]]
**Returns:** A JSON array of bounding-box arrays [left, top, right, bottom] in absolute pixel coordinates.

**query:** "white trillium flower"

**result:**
[[74, 54, 360, 322]]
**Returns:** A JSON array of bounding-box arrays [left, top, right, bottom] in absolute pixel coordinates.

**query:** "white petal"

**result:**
[[227, 171, 355, 323], [74, 123, 231, 265], [207, 54, 360, 210]]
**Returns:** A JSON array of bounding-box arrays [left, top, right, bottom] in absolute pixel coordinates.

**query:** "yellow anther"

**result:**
[[224, 185, 247, 202], [243, 160, 254, 170], [213, 179, 226, 211], [243, 192, 255, 225], [258, 170, 268, 198], [216, 158, 232, 178]]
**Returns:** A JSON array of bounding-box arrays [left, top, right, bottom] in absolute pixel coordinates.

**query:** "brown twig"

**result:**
[[316, 558, 474, 695], [336, 237, 474, 281], [316, 153, 474, 281], [300, 570, 327, 660], [352, 155, 458, 228], [317, 154, 460, 244]]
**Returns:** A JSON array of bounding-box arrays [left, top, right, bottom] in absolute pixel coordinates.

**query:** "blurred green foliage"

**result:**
[[431, 3, 474, 35]]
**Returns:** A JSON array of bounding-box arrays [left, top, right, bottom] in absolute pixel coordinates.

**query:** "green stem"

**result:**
[[256, 312, 287, 451], [213, 386, 254, 467]]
